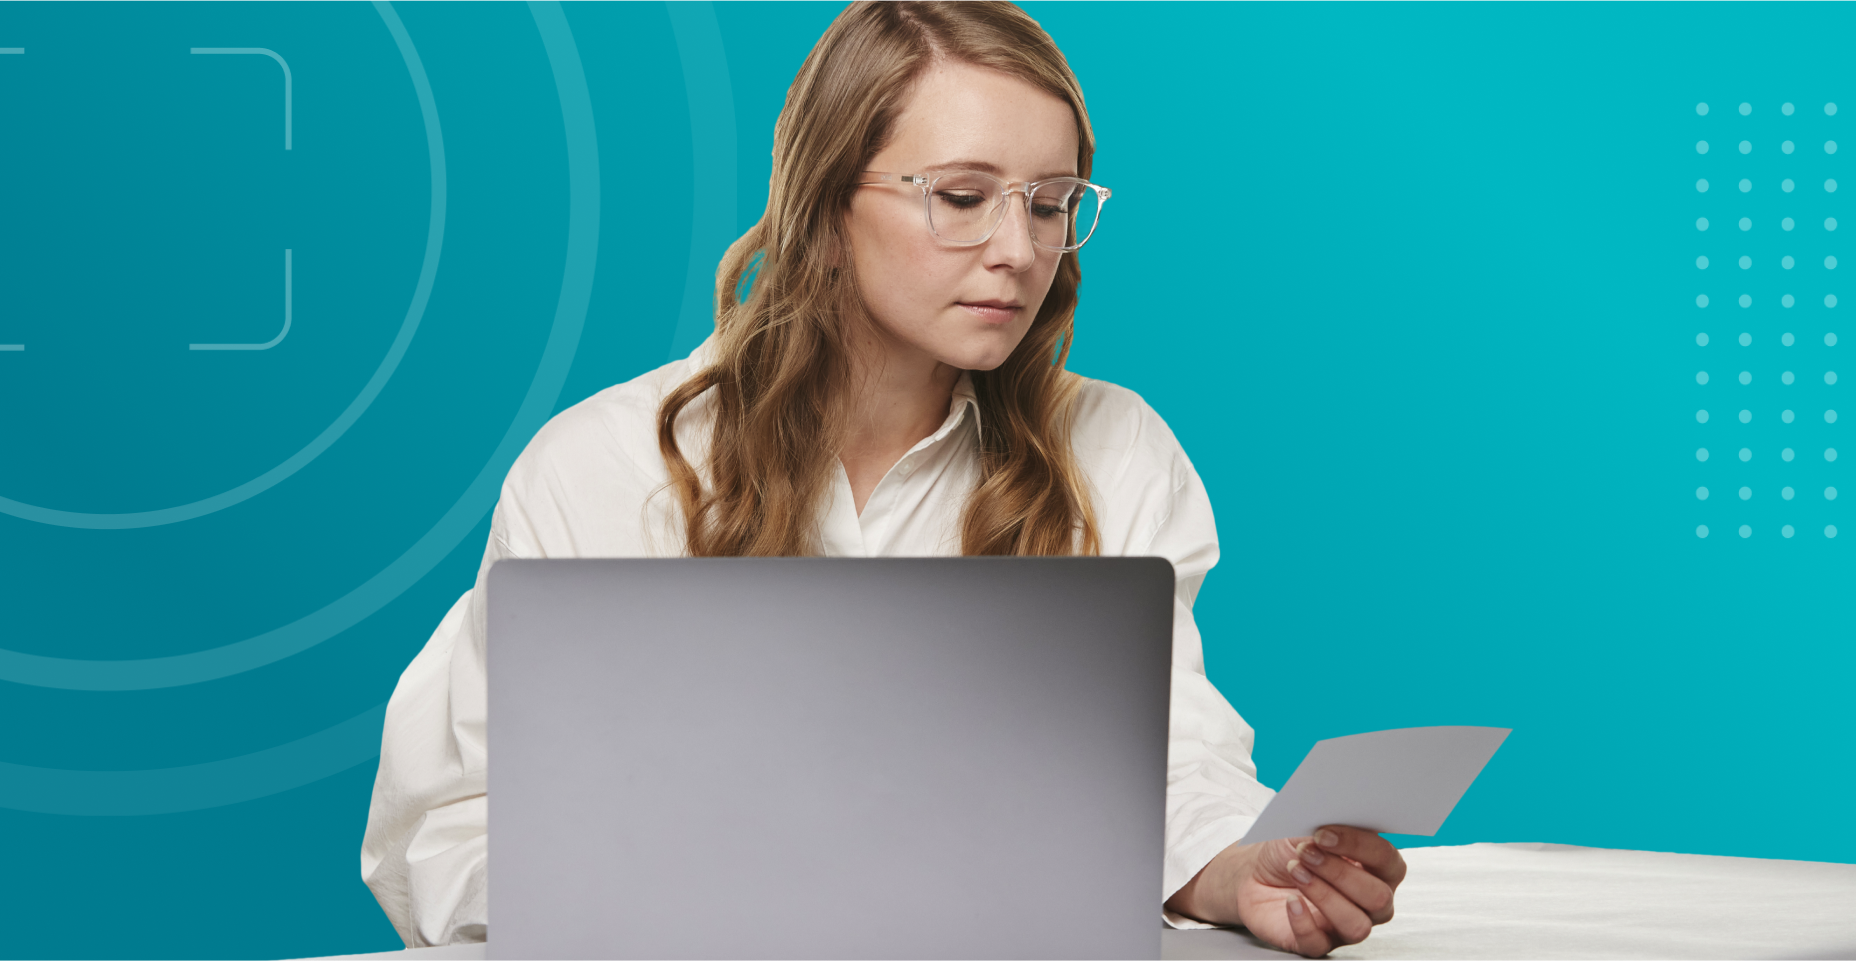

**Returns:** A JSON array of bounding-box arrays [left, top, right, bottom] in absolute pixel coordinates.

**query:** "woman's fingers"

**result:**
[[1286, 857, 1377, 946], [1313, 825, 1408, 888], [1236, 832, 1401, 955], [1283, 894, 1333, 958], [1295, 841, 1395, 924]]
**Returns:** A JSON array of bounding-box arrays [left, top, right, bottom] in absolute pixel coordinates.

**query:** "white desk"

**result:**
[[323, 842, 1856, 960]]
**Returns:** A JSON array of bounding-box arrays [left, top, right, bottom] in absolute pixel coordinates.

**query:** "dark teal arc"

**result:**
[[0, 0, 604, 813], [0, 705, 390, 816], [668, 0, 735, 360]]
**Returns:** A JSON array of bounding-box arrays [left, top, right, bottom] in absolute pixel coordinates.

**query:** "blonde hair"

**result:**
[[656, 0, 1101, 557]]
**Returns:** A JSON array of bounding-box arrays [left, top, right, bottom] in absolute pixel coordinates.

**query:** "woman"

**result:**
[[361, 2, 1405, 956]]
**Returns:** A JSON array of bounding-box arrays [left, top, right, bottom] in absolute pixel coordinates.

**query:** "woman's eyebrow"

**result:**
[[930, 159, 1079, 180]]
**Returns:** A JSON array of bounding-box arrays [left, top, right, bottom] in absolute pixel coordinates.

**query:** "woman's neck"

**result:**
[[839, 326, 962, 516]]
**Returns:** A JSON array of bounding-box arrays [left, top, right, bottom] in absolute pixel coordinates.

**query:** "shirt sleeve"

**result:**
[[359, 497, 521, 948], [1130, 411, 1278, 928], [357, 368, 682, 947]]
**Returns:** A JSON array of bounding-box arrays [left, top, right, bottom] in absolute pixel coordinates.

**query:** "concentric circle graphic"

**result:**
[[0, 0, 610, 694], [0, 0, 614, 814], [0, 3, 444, 532]]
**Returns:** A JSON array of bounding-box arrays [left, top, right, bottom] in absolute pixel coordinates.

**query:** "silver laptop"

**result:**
[[487, 557, 1174, 960]]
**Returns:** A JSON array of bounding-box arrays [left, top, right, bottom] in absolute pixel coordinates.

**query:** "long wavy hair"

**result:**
[[656, 0, 1101, 557]]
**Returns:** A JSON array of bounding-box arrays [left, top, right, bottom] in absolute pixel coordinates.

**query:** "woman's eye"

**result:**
[[1030, 202, 1067, 220], [935, 191, 989, 209]]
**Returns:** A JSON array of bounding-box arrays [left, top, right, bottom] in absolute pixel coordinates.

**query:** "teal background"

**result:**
[[0, 2, 1849, 957]]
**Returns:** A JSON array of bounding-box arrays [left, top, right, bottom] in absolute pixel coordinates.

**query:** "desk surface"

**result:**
[[321, 842, 1856, 960]]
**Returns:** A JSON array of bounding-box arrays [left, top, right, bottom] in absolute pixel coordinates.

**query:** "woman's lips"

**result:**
[[958, 302, 1021, 325]]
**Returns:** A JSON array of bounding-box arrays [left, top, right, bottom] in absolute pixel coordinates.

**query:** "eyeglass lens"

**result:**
[[927, 173, 1101, 248]]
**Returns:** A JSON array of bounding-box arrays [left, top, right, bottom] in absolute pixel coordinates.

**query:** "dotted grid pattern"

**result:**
[[1692, 100, 1840, 540]]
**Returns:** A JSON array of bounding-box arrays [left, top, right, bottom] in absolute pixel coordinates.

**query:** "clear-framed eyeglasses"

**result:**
[[857, 169, 1112, 252]]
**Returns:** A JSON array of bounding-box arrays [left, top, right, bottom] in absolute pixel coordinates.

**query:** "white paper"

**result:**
[[1240, 726, 1510, 845]]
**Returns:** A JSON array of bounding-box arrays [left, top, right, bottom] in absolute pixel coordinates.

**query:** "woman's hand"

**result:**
[[1164, 825, 1407, 958]]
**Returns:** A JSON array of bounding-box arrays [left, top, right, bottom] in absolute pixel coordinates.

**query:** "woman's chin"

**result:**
[[944, 347, 1015, 372], [938, 330, 1032, 372]]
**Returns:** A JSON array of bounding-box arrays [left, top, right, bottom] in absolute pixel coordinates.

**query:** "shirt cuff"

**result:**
[[1161, 813, 1258, 929]]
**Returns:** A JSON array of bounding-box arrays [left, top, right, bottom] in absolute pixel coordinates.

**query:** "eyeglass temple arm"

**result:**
[[856, 172, 926, 185]]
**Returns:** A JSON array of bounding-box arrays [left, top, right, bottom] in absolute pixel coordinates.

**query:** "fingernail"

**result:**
[[1300, 846, 1325, 867], [1317, 829, 1341, 848], [1290, 862, 1313, 885], [1287, 897, 1305, 917]]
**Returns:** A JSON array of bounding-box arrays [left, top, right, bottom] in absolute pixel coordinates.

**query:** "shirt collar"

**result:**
[[939, 370, 983, 445]]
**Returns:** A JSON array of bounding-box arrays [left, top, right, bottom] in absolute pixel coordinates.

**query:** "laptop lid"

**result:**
[[487, 557, 1174, 960]]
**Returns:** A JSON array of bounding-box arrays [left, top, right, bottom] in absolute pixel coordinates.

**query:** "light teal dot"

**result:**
[[1828, 103, 1840, 116], [1698, 370, 1711, 384], [1697, 447, 1711, 461], [1697, 179, 1710, 192], [1740, 370, 1753, 384], [1697, 486, 1710, 500], [1739, 486, 1752, 500], [1784, 408, 1796, 422], [1698, 217, 1711, 231], [1697, 140, 1710, 154], [1739, 524, 1752, 538], [1698, 332, 1711, 346], [1740, 331, 1753, 345], [1830, 141, 1841, 155], [1828, 371, 1840, 384], [1784, 102, 1796, 116], [1784, 486, 1796, 499], [1698, 294, 1711, 307], [1739, 447, 1753, 461], [1829, 410, 1840, 423], [1740, 141, 1753, 154], [1741, 102, 1753, 116], [1739, 294, 1752, 307], [1783, 524, 1795, 538], [1784, 178, 1796, 192], [1830, 256, 1840, 270], [1784, 140, 1797, 155], [1697, 102, 1710, 116], [1784, 447, 1796, 461], [1784, 332, 1796, 345], [1697, 525, 1710, 538], [1829, 333, 1840, 346], [1741, 217, 1753, 231], [1697, 409, 1710, 423], [1785, 371, 1797, 384], [1740, 409, 1752, 423], [1740, 256, 1752, 269], [1698, 255, 1710, 269], [1784, 256, 1796, 269]]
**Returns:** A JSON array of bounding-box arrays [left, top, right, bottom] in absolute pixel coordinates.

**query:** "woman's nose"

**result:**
[[983, 193, 1038, 270]]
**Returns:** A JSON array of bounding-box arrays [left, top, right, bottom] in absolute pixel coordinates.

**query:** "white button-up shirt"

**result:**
[[360, 341, 1276, 947]]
